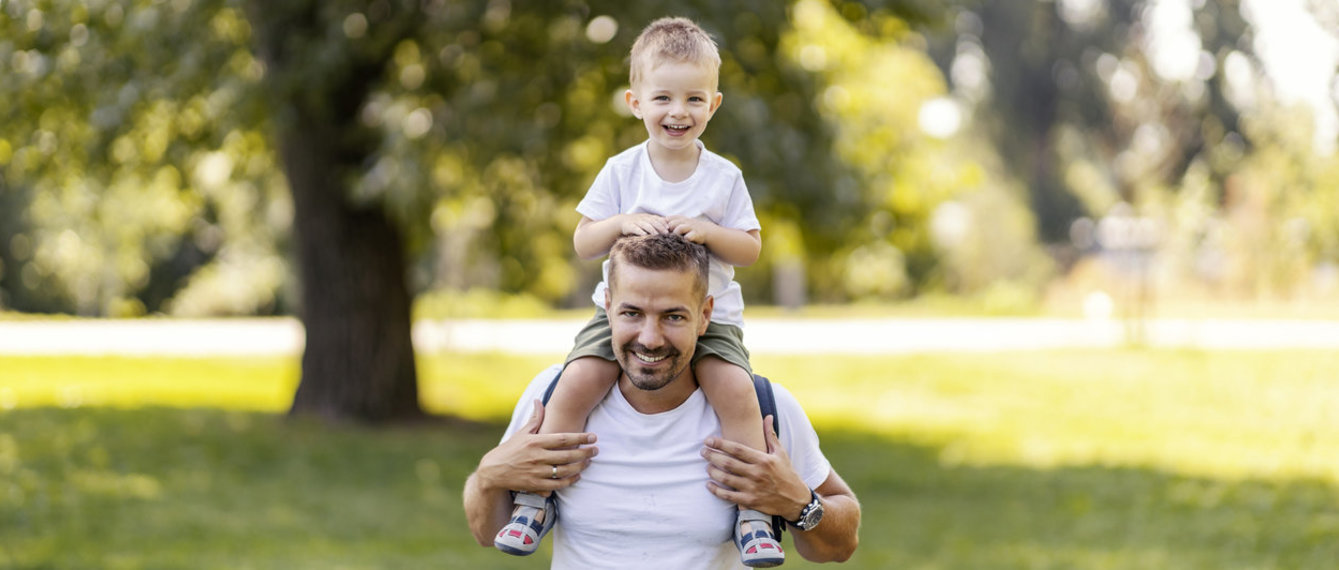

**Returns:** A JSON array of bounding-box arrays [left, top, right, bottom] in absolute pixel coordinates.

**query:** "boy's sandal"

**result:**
[[735, 508, 785, 568], [494, 491, 557, 556]]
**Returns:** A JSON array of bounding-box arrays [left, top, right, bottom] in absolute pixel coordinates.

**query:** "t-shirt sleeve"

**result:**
[[575, 161, 620, 221], [500, 364, 565, 444], [771, 383, 833, 489], [721, 171, 761, 232]]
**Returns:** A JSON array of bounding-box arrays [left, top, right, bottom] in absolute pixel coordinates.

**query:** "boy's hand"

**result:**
[[666, 215, 716, 244], [619, 213, 670, 236]]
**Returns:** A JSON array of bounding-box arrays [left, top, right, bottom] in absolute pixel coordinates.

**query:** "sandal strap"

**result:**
[[738, 508, 773, 525], [514, 491, 548, 509]]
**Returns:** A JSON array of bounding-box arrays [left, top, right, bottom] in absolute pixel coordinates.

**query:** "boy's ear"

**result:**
[[625, 89, 641, 118], [709, 92, 723, 115]]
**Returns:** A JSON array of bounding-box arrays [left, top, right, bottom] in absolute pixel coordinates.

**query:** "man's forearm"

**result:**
[[791, 491, 860, 562], [791, 471, 861, 563], [463, 470, 512, 547]]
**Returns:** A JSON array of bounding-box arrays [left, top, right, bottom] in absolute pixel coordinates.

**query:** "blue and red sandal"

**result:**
[[735, 508, 785, 567], [494, 492, 557, 556]]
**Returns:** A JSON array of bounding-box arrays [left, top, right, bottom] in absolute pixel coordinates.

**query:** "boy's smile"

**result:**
[[626, 60, 723, 162]]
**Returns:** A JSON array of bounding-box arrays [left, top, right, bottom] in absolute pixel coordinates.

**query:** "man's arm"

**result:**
[[789, 470, 860, 562], [701, 415, 860, 562], [463, 401, 599, 546]]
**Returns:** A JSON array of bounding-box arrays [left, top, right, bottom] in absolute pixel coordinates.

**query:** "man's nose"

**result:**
[[637, 321, 665, 348]]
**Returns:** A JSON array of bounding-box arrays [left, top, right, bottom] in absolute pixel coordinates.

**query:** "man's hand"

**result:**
[[702, 413, 862, 563], [700, 414, 810, 521], [665, 215, 717, 245], [476, 400, 599, 494], [464, 400, 600, 546], [618, 213, 670, 237]]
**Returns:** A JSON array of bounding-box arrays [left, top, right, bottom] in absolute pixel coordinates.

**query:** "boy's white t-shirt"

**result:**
[[576, 140, 761, 328], [502, 365, 833, 570]]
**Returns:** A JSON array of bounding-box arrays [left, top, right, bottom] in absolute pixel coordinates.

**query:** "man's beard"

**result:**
[[618, 342, 687, 392]]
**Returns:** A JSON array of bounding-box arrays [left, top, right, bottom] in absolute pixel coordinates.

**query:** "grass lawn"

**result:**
[[3, 349, 1339, 568]]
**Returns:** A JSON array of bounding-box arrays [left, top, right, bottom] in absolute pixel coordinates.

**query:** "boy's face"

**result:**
[[625, 60, 723, 157]]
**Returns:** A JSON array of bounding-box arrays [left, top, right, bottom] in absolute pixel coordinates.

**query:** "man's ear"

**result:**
[[604, 288, 612, 311], [625, 89, 641, 119], [698, 295, 714, 335]]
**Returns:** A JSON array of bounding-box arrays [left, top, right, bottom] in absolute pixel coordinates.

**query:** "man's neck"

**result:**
[[618, 370, 699, 414]]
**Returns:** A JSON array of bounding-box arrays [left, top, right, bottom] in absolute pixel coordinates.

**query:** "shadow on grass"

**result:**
[[2, 407, 1336, 569]]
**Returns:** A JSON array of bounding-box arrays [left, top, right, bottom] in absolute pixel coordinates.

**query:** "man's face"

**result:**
[[605, 263, 711, 392]]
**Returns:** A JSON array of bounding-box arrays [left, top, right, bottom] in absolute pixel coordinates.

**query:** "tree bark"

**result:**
[[278, 117, 423, 423], [246, 1, 424, 423]]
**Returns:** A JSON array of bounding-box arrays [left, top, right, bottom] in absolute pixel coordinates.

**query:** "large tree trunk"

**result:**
[[279, 119, 423, 423], [246, 1, 424, 423]]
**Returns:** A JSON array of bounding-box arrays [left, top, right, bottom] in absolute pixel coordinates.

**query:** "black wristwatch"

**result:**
[[788, 489, 824, 531]]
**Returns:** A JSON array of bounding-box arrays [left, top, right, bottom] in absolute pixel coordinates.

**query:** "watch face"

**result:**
[[797, 495, 823, 530]]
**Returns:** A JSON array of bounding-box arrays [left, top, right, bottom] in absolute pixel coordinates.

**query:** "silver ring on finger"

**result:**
[[551, 465, 559, 479]]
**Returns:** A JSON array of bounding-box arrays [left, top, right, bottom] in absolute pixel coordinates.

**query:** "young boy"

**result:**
[[493, 16, 784, 568]]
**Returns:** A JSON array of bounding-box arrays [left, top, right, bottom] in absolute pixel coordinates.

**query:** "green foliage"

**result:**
[[1, 0, 977, 316], [0, 0, 288, 316], [4, 0, 1335, 317]]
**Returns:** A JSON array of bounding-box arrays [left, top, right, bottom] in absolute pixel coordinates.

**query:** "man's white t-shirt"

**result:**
[[576, 141, 761, 328], [501, 365, 832, 570]]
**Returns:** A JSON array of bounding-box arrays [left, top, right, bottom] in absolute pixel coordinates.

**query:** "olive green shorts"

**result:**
[[565, 308, 752, 374]]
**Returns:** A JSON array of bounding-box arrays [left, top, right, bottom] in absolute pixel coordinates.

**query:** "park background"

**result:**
[[3, 0, 1339, 568]]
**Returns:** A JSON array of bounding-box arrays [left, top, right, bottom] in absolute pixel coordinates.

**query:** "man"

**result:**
[[463, 233, 860, 569]]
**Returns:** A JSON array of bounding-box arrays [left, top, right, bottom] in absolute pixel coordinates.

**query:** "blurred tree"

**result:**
[[922, 0, 1254, 249], [920, 0, 1339, 307], [1, 0, 952, 422], [242, 0, 425, 421]]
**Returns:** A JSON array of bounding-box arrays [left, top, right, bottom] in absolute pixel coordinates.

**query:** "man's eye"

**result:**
[[620, 311, 640, 318], [665, 314, 685, 322]]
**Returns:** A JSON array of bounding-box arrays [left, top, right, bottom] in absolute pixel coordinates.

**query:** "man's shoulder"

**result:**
[[526, 364, 564, 398], [502, 365, 564, 440], [764, 379, 805, 415]]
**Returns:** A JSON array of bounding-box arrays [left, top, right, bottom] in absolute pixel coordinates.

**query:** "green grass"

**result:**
[[3, 349, 1339, 568]]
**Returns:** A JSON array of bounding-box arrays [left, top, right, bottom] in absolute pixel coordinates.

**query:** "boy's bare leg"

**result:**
[[696, 356, 766, 453], [496, 356, 620, 555], [527, 357, 620, 515], [698, 356, 784, 566], [538, 356, 621, 434]]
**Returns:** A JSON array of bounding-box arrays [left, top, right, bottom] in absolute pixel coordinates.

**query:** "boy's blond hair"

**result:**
[[628, 17, 721, 89]]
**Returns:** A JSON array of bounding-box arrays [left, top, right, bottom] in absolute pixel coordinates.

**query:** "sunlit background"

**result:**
[[2, 0, 1336, 319], [3, 1, 1339, 568]]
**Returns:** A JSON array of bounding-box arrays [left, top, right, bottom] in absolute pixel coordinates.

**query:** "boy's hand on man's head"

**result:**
[[666, 215, 714, 244], [619, 213, 671, 236]]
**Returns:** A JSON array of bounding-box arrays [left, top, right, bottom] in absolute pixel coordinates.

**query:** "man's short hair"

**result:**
[[628, 17, 721, 90], [608, 233, 710, 300]]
